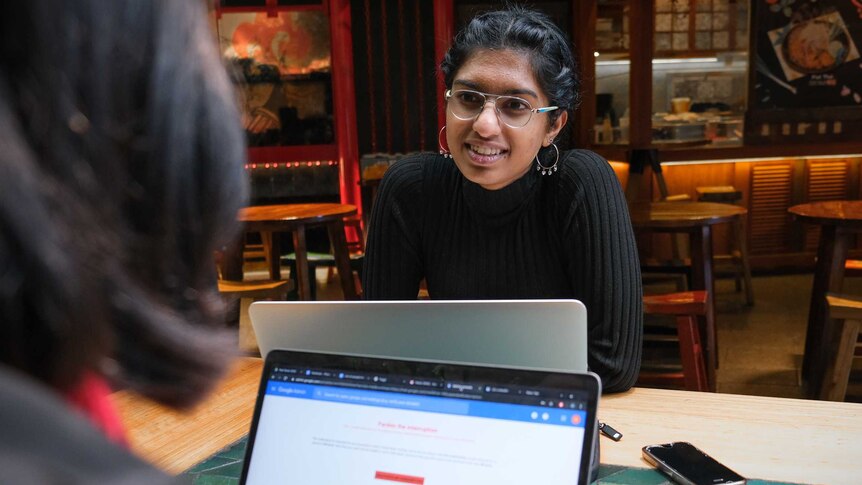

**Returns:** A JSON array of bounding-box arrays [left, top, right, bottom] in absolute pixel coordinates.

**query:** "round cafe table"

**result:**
[[630, 201, 749, 391], [788, 200, 862, 397], [228, 203, 359, 301]]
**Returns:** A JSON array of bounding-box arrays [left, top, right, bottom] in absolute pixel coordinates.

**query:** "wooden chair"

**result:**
[[215, 250, 292, 355], [641, 169, 691, 291], [638, 291, 711, 392], [821, 293, 862, 401], [214, 249, 291, 321], [284, 215, 365, 299]]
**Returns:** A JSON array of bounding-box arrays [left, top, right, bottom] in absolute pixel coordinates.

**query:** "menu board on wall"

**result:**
[[745, 0, 862, 144]]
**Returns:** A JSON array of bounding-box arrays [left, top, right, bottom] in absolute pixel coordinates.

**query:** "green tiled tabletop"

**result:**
[[184, 437, 793, 485]]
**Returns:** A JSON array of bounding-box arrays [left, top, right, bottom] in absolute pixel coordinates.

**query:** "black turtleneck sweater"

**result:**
[[362, 150, 642, 393]]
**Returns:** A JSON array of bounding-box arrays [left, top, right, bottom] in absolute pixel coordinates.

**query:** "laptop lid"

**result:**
[[240, 349, 601, 485], [250, 300, 588, 373]]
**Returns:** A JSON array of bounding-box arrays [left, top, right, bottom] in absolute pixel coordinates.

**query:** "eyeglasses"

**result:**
[[444, 89, 559, 128]]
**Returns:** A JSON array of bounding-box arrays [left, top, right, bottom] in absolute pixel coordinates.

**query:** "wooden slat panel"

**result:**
[[804, 160, 851, 251], [749, 163, 793, 254]]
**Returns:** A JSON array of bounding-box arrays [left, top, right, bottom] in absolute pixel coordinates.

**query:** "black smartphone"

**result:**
[[642, 442, 746, 485]]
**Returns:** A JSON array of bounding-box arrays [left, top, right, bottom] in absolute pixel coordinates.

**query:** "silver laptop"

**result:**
[[249, 299, 588, 373]]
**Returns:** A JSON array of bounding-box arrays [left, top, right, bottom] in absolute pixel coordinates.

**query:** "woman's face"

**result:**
[[446, 49, 567, 190]]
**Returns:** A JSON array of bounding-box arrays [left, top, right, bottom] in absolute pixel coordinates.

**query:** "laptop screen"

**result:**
[[241, 350, 600, 485]]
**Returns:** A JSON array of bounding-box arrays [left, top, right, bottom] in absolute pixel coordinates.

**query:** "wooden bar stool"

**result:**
[[217, 279, 292, 355], [696, 186, 754, 306], [215, 250, 290, 301], [638, 291, 711, 392], [821, 293, 862, 401], [216, 250, 291, 353]]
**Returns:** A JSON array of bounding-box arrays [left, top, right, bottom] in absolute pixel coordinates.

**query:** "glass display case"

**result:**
[[593, 0, 630, 145], [593, 0, 750, 149], [651, 0, 748, 148]]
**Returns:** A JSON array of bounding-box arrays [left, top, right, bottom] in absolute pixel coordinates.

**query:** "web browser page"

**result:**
[[245, 368, 588, 484]]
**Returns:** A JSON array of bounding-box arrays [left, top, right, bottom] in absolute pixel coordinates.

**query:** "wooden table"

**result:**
[[114, 357, 862, 484], [630, 201, 748, 391], [788, 200, 862, 397], [233, 203, 359, 300]]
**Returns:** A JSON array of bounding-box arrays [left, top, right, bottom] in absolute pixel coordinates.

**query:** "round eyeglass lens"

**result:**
[[448, 90, 534, 128], [496, 97, 533, 127]]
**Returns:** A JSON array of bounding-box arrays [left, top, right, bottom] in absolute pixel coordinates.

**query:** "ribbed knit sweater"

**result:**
[[362, 150, 642, 393]]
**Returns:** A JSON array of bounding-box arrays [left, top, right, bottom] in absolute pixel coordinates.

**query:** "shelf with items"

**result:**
[[653, 0, 748, 56], [594, 0, 749, 59], [595, 0, 629, 55]]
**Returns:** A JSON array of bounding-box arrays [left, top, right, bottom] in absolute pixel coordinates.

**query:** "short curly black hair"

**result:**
[[440, 5, 580, 125]]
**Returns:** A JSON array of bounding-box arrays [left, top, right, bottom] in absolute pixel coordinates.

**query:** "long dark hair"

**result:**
[[0, 0, 248, 407], [440, 5, 580, 125]]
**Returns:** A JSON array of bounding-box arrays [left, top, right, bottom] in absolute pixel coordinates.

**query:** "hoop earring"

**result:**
[[536, 143, 559, 175], [438, 126, 452, 159]]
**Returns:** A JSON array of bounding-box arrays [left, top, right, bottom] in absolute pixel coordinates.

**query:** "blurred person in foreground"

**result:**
[[363, 6, 641, 393], [0, 0, 247, 482]]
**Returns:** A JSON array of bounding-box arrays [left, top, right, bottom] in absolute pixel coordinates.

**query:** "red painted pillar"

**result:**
[[329, 0, 362, 221]]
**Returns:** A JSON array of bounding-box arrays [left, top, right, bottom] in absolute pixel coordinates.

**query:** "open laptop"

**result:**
[[240, 349, 601, 485], [249, 300, 588, 372]]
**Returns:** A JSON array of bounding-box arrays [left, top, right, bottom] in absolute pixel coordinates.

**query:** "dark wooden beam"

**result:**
[[628, 0, 654, 148]]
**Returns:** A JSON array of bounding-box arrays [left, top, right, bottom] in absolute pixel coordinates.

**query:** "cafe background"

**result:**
[[209, 0, 862, 270]]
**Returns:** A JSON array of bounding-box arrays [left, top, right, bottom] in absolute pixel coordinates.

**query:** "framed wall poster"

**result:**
[[745, 0, 862, 144]]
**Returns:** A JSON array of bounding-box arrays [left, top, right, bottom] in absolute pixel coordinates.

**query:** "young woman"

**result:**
[[363, 6, 642, 393], [0, 0, 247, 481]]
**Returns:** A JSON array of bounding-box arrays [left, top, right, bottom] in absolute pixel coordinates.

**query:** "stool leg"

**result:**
[[260, 231, 273, 275], [327, 220, 359, 300], [676, 314, 709, 392], [238, 297, 258, 355], [819, 318, 860, 401], [292, 226, 311, 300], [308, 263, 318, 301], [287, 256, 318, 300], [734, 216, 755, 306], [702, 308, 717, 391]]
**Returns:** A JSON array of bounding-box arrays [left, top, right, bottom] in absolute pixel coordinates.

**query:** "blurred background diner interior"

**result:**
[[240, 263, 862, 403], [211, 0, 862, 402]]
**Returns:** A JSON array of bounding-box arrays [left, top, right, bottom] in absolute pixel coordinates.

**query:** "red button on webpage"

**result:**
[[374, 471, 425, 484]]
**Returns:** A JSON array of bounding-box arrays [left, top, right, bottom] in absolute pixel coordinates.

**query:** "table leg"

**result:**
[[328, 220, 359, 300], [803, 225, 848, 394], [690, 225, 717, 392], [734, 215, 755, 306], [292, 226, 311, 300], [261, 231, 280, 281]]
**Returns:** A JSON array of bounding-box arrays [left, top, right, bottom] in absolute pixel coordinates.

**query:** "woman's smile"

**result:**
[[466, 142, 508, 165]]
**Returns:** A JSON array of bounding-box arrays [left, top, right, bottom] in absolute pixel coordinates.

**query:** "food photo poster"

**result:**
[[747, 0, 862, 142]]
